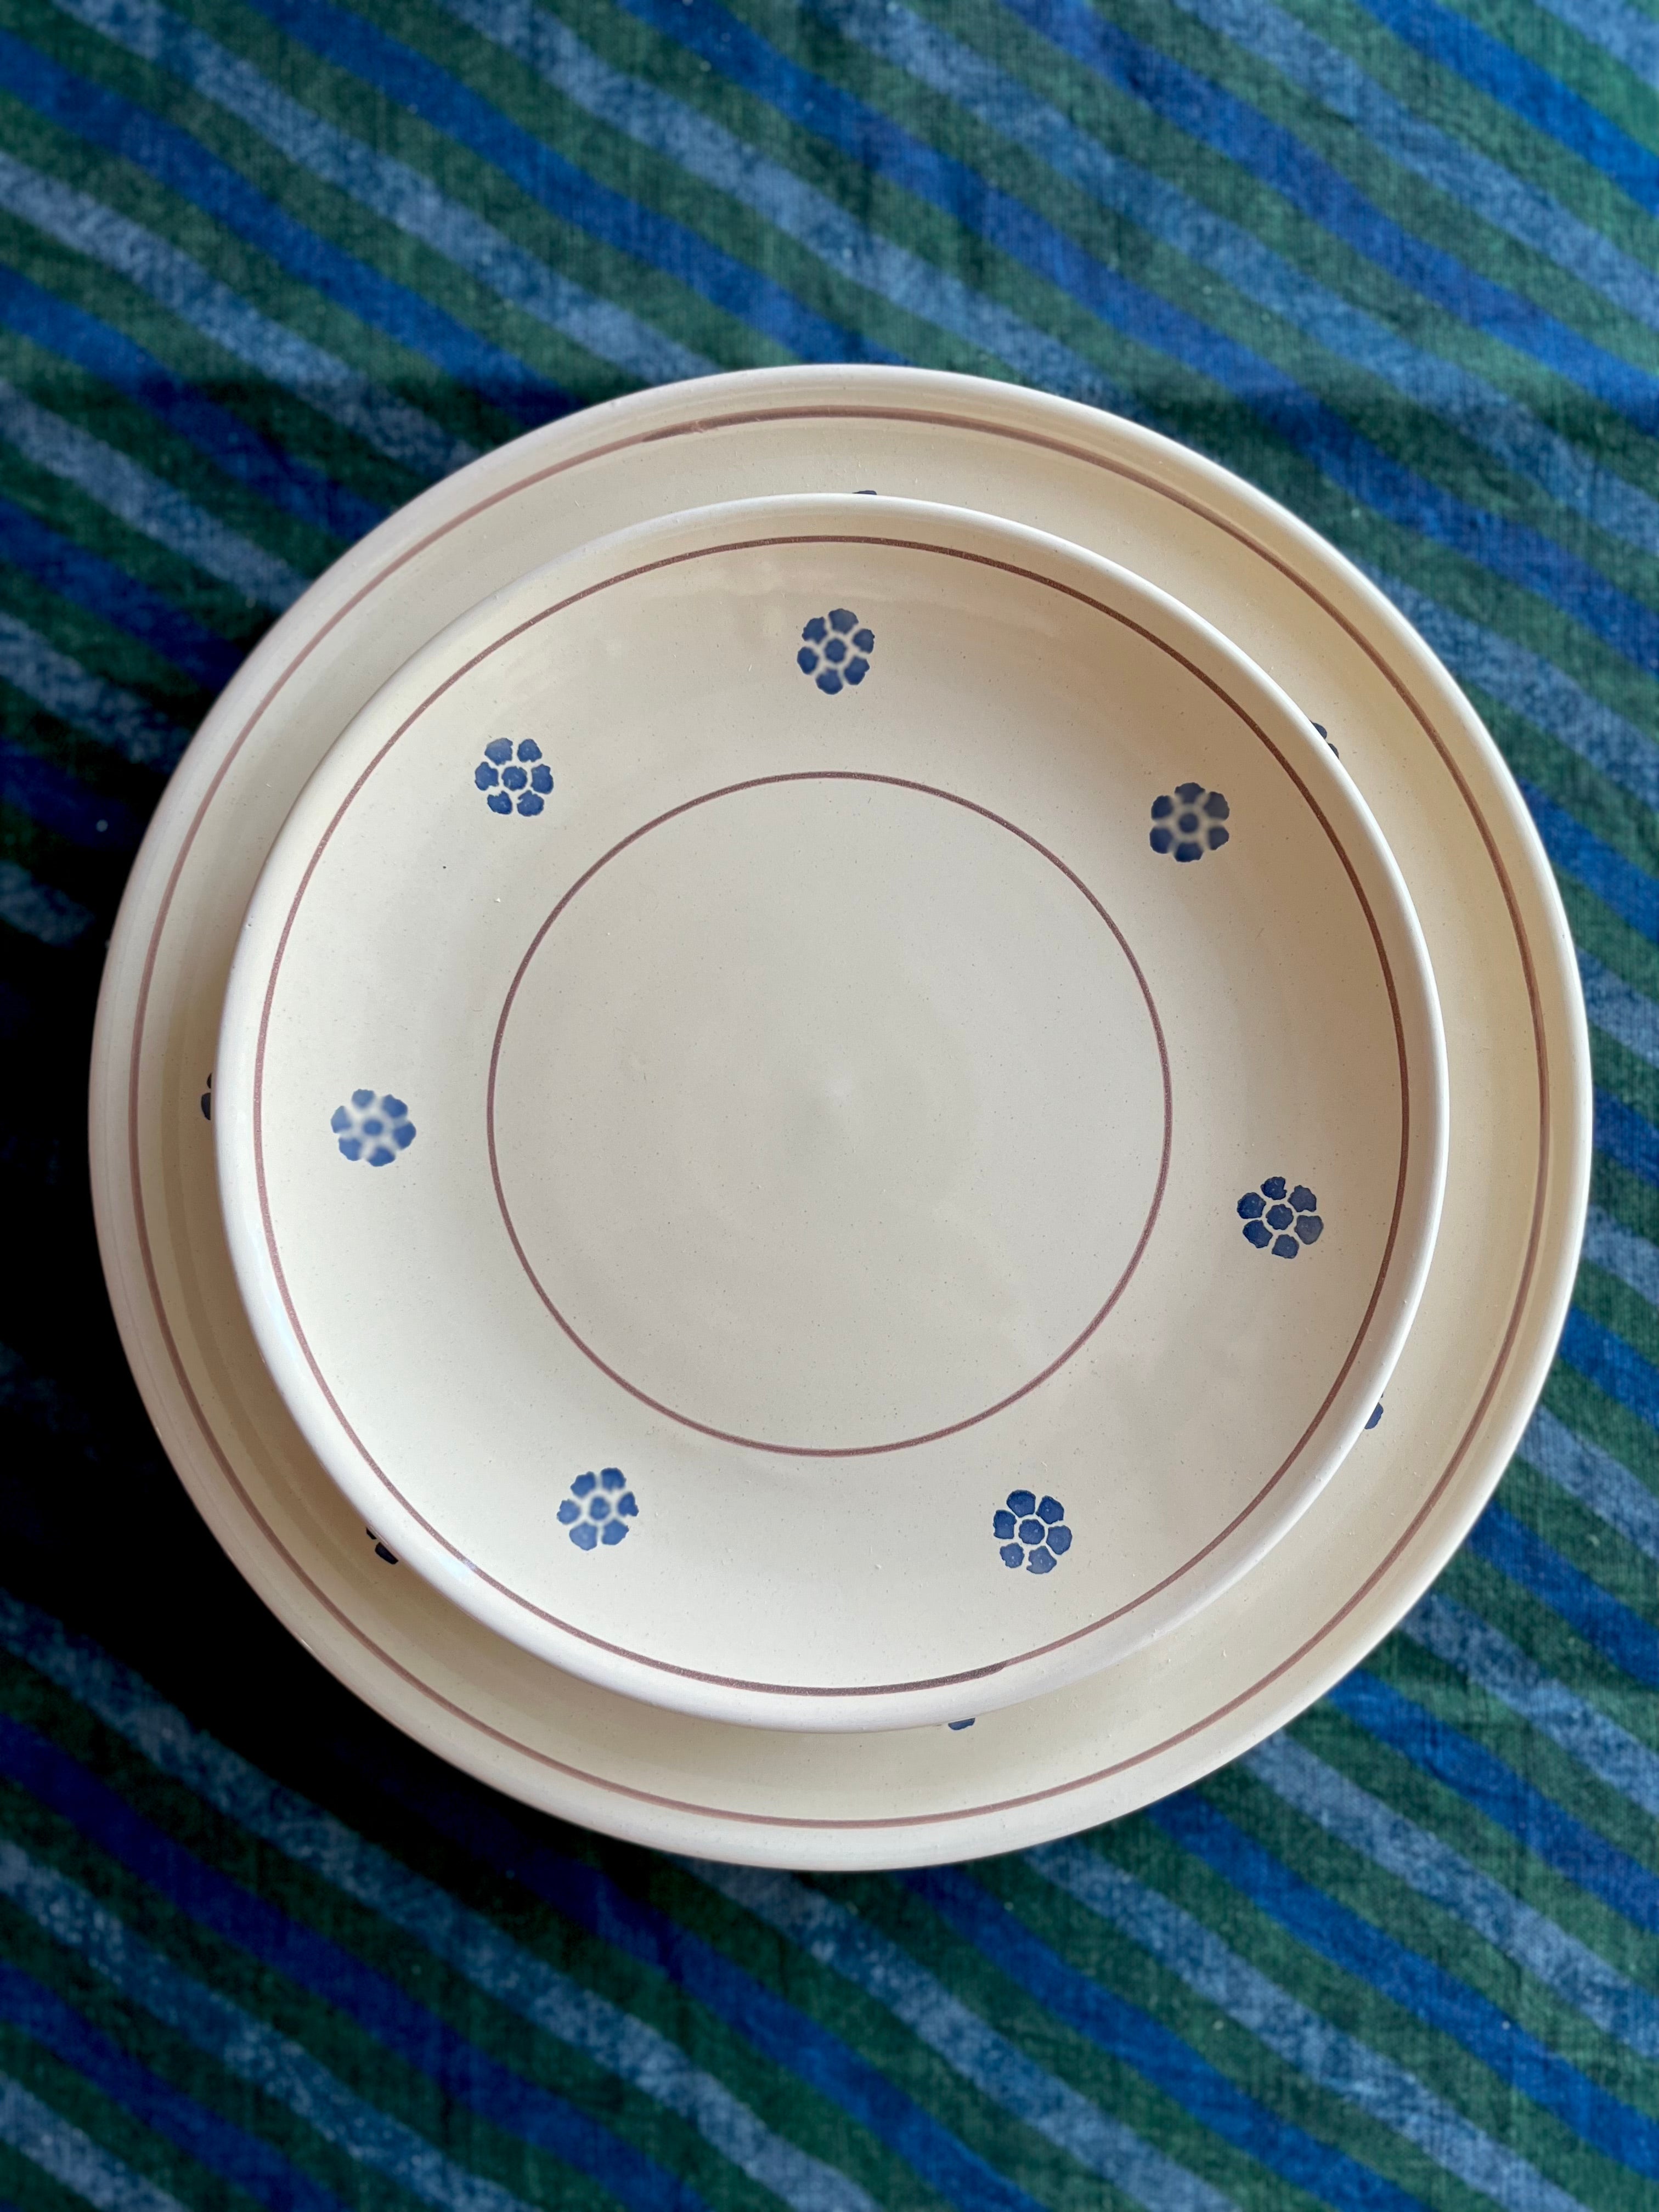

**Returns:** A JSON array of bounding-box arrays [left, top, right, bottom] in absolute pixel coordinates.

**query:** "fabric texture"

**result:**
[[3, 0, 1658, 2203]]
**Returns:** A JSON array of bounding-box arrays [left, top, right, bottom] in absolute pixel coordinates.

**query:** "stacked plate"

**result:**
[[91, 366, 1590, 1868]]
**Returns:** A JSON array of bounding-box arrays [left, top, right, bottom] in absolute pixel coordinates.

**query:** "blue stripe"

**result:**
[[1579, 950, 1659, 1069], [904, 1863, 1429, 2212], [1592, 1088, 1659, 1190], [340, 1746, 1050, 2212], [0, 494, 236, 692], [0, 739, 142, 852], [0, 32, 566, 425], [0, 1716, 712, 2212], [1327, 1668, 1659, 1933], [238, 0, 892, 368], [1374, 574, 1659, 815], [618, 0, 1659, 672], [994, 0, 1659, 428], [0, 266, 379, 548], [1527, 0, 1659, 84], [1519, 1404, 1659, 1565], [1352, 0, 1659, 218], [0, 859, 94, 946], [0, 1961, 353, 2212], [825, 0, 1659, 563], [1520, 781, 1659, 943], [1582, 1204, 1659, 1313], [1148, 1791, 1659, 2172], [1559, 1304, 1659, 1430], [1465, 1505, 1659, 1690], [1166, 0, 1659, 340]]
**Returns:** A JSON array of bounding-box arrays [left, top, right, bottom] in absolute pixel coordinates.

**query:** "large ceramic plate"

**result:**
[[90, 367, 1585, 1866], [215, 494, 1444, 1729]]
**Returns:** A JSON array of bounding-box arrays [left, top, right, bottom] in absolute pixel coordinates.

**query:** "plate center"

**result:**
[[489, 774, 1169, 1454]]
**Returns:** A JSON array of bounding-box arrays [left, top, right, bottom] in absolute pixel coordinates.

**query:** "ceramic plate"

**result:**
[[90, 368, 1586, 1863], [215, 495, 1445, 1729]]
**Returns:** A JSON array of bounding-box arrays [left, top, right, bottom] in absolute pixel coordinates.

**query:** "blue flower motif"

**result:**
[[476, 737, 554, 816], [331, 1089, 416, 1166], [1150, 781, 1229, 861], [557, 1465, 637, 1550], [992, 1488, 1072, 1575], [1238, 1175, 1323, 1259], [797, 607, 874, 695]]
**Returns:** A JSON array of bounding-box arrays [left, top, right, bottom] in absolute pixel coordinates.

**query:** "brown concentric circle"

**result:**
[[247, 522, 1412, 1701]]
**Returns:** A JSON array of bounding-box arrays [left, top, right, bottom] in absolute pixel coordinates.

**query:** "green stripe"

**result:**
[[1575, 1256, 1659, 1402], [174, 0, 793, 381], [0, 1652, 916, 2212], [0, 560, 213, 721], [1273, 0, 1659, 277], [1448, 0, 1659, 159], [1503, 1450, 1659, 1629], [1557, 881, 1659, 1012], [1365, 1633, 1659, 1883], [1291, 1696, 1659, 2005], [1092, 1796, 1651, 2211], [1205, 1740, 1659, 2118], [724, 0, 1659, 629], [0, 2008, 269, 2212], [0, 306, 342, 596], [814, 1864, 1319, 2212], [1588, 1153, 1659, 1266], [0, 2120, 134, 2212], [903, 0, 1659, 431]]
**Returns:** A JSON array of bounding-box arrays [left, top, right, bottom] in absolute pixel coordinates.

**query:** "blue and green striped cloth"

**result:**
[[4, 0, 1659, 2203]]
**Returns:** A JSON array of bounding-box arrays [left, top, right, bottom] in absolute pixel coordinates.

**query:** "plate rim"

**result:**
[[88, 364, 1588, 1866]]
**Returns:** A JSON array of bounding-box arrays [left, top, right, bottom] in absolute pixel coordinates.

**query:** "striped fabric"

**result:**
[[2, 0, 1656, 2203]]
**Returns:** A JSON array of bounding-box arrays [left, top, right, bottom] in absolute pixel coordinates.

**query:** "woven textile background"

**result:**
[[2, 0, 1657, 2205]]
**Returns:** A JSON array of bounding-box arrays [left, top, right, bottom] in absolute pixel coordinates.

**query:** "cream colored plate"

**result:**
[[91, 368, 1586, 1865], [215, 493, 1444, 1729]]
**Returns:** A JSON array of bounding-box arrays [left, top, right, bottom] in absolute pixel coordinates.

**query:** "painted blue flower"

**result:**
[[331, 1089, 416, 1166], [558, 1465, 637, 1550], [476, 737, 554, 816], [1238, 1175, 1323, 1259], [993, 1488, 1072, 1575], [1150, 782, 1229, 861], [797, 607, 874, 695]]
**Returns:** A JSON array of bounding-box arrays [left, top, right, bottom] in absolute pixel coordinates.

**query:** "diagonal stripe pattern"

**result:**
[[3, 0, 1658, 2204]]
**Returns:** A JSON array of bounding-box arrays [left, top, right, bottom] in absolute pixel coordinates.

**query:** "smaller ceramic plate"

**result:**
[[216, 494, 1446, 1731]]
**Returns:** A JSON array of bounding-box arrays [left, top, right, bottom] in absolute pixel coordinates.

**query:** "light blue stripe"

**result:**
[[1528, 0, 1659, 86], [0, 2070, 192, 2212], [1580, 947, 1659, 1068], [0, 614, 185, 769], [822, 0, 1659, 561], [1401, 1592, 1659, 1818], [1245, 1730, 1659, 2058], [1028, 1837, 1590, 2212], [1167, 0, 1659, 343], [0, 1595, 873, 2212], [1582, 1203, 1659, 1311], [0, 860, 94, 946], [0, 1839, 558, 2212], [1518, 1403, 1659, 1564], [0, 377, 306, 608], [680, 1861, 1230, 2212], [54, 0, 716, 393], [0, 146, 468, 479], [1367, 568, 1659, 811], [432, 0, 1129, 405]]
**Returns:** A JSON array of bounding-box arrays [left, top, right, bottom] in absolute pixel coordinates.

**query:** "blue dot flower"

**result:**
[[331, 1089, 416, 1166], [557, 1465, 637, 1550], [1238, 1175, 1323, 1259], [1150, 781, 1229, 861], [475, 737, 554, 816], [992, 1487, 1072, 1575], [797, 607, 874, 695]]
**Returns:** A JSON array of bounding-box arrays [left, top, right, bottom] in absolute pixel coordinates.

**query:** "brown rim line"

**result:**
[[486, 770, 1171, 1457], [247, 524, 1415, 1702], [116, 392, 1553, 1829]]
